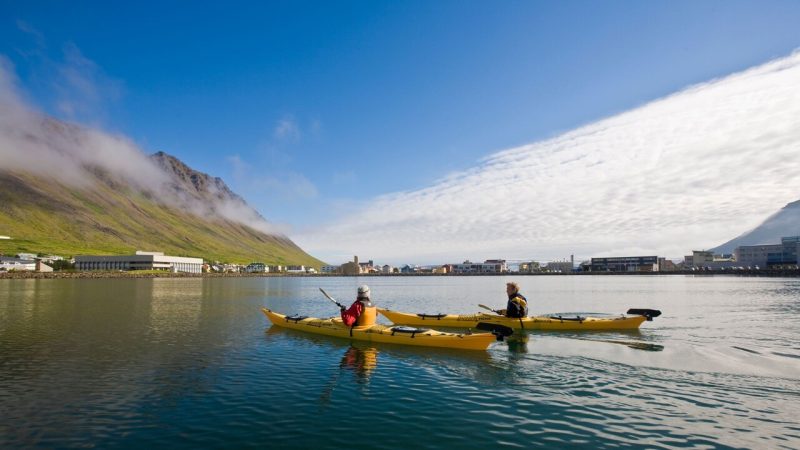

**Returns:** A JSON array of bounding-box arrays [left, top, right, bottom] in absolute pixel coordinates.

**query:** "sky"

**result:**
[[1, 1, 800, 265]]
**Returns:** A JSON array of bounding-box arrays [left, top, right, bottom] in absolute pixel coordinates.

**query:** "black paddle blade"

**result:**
[[476, 322, 514, 341], [627, 308, 662, 321]]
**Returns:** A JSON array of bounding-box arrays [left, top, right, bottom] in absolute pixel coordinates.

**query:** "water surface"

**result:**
[[1, 275, 799, 448]]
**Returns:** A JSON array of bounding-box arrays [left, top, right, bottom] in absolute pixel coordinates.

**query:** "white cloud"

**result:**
[[296, 51, 800, 264]]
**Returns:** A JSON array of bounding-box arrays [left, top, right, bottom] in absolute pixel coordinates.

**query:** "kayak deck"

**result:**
[[261, 308, 498, 350], [377, 308, 650, 331]]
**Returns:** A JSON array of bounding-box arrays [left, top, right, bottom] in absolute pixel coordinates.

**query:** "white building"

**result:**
[[285, 265, 306, 273], [40, 255, 64, 263], [451, 260, 507, 274], [245, 262, 267, 273], [483, 259, 509, 272], [0, 257, 36, 271], [74, 251, 203, 273]]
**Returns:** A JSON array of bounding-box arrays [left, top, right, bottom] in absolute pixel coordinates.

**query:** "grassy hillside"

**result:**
[[0, 171, 324, 267]]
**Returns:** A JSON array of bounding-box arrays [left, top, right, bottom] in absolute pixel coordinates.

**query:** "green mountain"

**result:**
[[0, 150, 323, 267]]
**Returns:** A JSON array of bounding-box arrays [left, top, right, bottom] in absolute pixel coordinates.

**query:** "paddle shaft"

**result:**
[[319, 288, 345, 309], [478, 303, 503, 315]]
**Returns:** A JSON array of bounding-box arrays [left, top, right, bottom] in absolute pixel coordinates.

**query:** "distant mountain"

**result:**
[[711, 200, 800, 254], [0, 147, 323, 266]]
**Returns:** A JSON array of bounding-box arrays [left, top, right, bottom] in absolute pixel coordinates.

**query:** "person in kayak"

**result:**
[[499, 282, 528, 318], [341, 285, 376, 327]]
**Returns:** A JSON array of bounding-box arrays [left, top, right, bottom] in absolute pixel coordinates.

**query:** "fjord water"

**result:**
[[1, 276, 799, 449]]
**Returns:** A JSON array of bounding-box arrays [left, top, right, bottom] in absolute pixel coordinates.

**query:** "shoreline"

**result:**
[[1, 269, 799, 279]]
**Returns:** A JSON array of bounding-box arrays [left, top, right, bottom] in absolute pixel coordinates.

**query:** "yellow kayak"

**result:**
[[261, 308, 505, 351], [377, 308, 660, 331]]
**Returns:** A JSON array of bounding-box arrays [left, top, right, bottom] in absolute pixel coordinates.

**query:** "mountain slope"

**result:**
[[711, 200, 800, 254], [0, 155, 324, 267]]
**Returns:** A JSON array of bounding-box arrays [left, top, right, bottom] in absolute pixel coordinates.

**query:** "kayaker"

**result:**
[[499, 282, 528, 318], [341, 285, 376, 327]]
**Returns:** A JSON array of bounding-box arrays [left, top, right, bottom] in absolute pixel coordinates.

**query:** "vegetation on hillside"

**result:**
[[0, 171, 324, 267]]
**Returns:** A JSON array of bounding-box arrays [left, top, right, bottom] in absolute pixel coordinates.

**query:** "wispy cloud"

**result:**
[[226, 153, 318, 201], [11, 22, 123, 124], [16, 20, 46, 49], [271, 115, 322, 144], [331, 170, 356, 186], [296, 51, 800, 264], [273, 116, 301, 141], [53, 42, 123, 123]]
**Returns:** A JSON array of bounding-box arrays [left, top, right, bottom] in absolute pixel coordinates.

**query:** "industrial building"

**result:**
[[735, 236, 799, 268], [74, 251, 203, 273], [590, 256, 659, 272]]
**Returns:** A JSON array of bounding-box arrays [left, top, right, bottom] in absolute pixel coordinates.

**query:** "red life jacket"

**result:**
[[341, 300, 365, 327]]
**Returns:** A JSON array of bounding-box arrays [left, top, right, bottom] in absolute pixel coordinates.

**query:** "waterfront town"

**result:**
[[1, 235, 798, 275]]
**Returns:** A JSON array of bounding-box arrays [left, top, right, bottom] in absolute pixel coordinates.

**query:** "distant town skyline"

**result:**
[[2, 2, 800, 265]]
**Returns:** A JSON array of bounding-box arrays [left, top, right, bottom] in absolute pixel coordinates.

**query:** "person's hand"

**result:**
[[340, 306, 346, 312]]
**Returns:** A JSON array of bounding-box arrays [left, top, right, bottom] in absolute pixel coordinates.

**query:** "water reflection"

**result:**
[[263, 324, 496, 396], [340, 346, 378, 381], [506, 334, 529, 353], [148, 278, 203, 339]]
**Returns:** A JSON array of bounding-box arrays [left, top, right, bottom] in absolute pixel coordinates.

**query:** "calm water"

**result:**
[[1, 275, 799, 449]]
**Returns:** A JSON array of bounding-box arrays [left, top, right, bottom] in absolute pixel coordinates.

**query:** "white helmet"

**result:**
[[357, 285, 371, 298]]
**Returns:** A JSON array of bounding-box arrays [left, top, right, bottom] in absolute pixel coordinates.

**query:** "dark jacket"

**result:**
[[505, 293, 528, 318]]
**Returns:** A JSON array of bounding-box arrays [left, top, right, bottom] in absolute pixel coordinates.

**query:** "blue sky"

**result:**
[[2, 1, 800, 263]]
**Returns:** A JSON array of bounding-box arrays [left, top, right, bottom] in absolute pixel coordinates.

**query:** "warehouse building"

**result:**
[[74, 251, 203, 273], [590, 256, 659, 272], [735, 236, 800, 268]]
